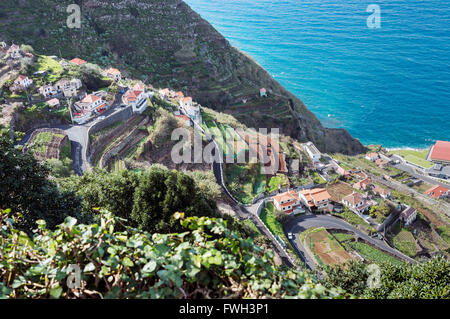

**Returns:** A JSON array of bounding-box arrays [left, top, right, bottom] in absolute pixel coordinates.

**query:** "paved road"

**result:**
[[284, 214, 416, 270]]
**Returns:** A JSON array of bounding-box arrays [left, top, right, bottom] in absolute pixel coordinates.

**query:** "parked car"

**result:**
[[287, 233, 293, 240]]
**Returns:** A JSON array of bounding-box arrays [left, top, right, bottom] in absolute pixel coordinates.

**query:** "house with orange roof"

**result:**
[[424, 185, 449, 199], [11, 75, 33, 92], [122, 88, 148, 114], [133, 82, 145, 91], [342, 192, 373, 214], [299, 188, 331, 212], [372, 185, 391, 199], [429, 141, 450, 165], [353, 177, 372, 191], [365, 152, 380, 162], [273, 190, 305, 214], [105, 68, 122, 81], [73, 93, 108, 124], [46, 98, 60, 108], [70, 58, 87, 66], [175, 91, 184, 101], [375, 157, 389, 168]]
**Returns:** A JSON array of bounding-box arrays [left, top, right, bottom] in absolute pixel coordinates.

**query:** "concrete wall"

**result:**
[[89, 106, 133, 135]]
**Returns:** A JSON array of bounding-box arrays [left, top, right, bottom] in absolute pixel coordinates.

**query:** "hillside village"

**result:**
[[1, 42, 450, 274]]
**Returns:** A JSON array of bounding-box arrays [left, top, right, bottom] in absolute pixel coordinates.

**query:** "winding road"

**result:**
[[284, 214, 416, 270]]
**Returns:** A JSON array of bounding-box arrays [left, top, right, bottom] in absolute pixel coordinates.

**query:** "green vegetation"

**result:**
[[332, 232, 354, 242], [390, 223, 417, 257], [343, 241, 404, 266], [321, 256, 449, 298], [260, 203, 287, 242], [388, 149, 429, 160], [403, 154, 434, 169], [90, 121, 123, 143], [0, 209, 344, 299]]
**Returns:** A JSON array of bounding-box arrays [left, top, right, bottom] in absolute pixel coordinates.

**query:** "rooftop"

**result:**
[[342, 192, 365, 205], [430, 140, 450, 162], [425, 185, 449, 199], [70, 58, 87, 65]]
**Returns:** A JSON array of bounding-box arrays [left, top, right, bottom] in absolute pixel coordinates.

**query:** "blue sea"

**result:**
[[185, 0, 450, 148]]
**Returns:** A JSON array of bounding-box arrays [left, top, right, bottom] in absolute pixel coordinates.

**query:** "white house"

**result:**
[[179, 96, 193, 109], [12, 75, 33, 91], [105, 68, 122, 81], [183, 103, 202, 124], [39, 84, 58, 98], [400, 207, 417, 226], [299, 188, 331, 212], [365, 152, 380, 162], [122, 89, 148, 114], [304, 141, 321, 162], [7, 44, 21, 59], [342, 192, 372, 214], [273, 190, 304, 214], [46, 98, 60, 108], [73, 94, 107, 121]]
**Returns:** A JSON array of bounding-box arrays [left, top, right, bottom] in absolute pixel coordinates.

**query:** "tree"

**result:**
[[0, 130, 81, 230]]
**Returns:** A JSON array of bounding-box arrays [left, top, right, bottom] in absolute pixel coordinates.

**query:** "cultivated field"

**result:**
[[304, 228, 355, 266], [326, 181, 354, 202]]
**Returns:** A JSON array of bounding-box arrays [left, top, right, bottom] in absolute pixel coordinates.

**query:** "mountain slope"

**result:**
[[0, 0, 365, 154]]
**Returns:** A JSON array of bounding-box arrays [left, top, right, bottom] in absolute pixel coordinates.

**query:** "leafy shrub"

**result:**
[[0, 209, 344, 299]]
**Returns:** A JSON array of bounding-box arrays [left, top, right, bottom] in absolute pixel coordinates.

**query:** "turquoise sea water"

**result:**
[[185, 0, 450, 148]]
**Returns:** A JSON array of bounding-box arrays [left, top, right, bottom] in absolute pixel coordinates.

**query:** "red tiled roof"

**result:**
[[81, 94, 100, 104], [70, 58, 87, 65], [425, 185, 449, 199], [430, 141, 450, 162], [46, 98, 60, 106], [342, 192, 365, 206], [176, 115, 190, 121], [124, 90, 143, 103], [106, 68, 121, 75], [133, 82, 144, 91], [299, 188, 331, 203], [274, 190, 299, 205], [15, 75, 28, 82]]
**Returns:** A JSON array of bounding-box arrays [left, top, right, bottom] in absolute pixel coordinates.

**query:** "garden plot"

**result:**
[[304, 228, 355, 266]]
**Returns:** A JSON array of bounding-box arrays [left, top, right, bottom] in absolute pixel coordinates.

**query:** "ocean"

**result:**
[[185, 0, 450, 148]]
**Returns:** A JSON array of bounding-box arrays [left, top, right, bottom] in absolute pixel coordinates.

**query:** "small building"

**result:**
[[159, 88, 171, 100], [375, 158, 389, 168], [304, 141, 321, 162], [122, 89, 148, 114], [182, 103, 202, 124], [260, 88, 267, 97], [399, 206, 417, 226], [365, 152, 380, 162], [12, 75, 33, 91], [372, 185, 391, 199], [179, 96, 193, 109], [429, 140, 450, 165], [70, 58, 87, 66], [273, 190, 304, 214], [175, 91, 184, 102], [105, 68, 122, 81], [39, 84, 58, 98], [46, 98, 60, 108], [342, 192, 372, 214], [424, 185, 450, 199], [353, 177, 372, 191], [7, 44, 21, 59], [299, 188, 331, 212], [74, 94, 107, 118], [336, 165, 350, 177]]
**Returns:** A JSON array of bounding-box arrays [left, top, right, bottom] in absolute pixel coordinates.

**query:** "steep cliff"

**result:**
[[0, 0, 366, 154]]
